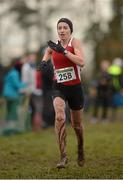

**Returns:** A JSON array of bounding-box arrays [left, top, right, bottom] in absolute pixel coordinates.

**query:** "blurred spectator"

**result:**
[[14, 57, 23, 78], [37, 45, 55, 127], [2, 59, 27, 135], [108, 57, 123, 93], [41, 59, 55, 127], [107, 57, 123, 120], [21, 52, 43, 132], [112, 88, 123, 107], [90, 60, 112, 123]]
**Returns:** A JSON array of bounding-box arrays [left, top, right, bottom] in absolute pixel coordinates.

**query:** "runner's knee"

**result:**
[[72, 120, 82, 129], [56, 109, 65, 122]]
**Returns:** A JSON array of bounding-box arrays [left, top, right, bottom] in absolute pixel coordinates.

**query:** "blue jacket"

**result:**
[[2, 68, 27, 99]]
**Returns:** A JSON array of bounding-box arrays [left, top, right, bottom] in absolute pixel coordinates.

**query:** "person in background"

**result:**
[[21, 52, 43, 132], [91, 59, 112, 123], [41, 59, 55, 127], [38, 18, 85, 168], [2, 59, 27, 135], [108, 57, 123, 94], [37, 45, 55, 127], [108, 57, 123, 120]]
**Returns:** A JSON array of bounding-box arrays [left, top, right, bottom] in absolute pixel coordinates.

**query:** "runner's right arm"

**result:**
[[42, 47, 52, 61]]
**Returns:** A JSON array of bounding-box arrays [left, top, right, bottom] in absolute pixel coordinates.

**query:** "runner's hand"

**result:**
[[37, 61, 48, 72], [47, 40, 65, 54]]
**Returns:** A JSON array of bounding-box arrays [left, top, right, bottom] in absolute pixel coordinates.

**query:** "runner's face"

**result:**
[[57, 22, 71, 40]]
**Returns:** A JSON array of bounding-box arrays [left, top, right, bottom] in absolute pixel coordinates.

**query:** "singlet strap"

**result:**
[[68, 37, 74, 47]]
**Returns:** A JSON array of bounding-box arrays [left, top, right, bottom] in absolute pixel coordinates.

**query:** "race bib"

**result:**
[[55, 67, 76, 83]]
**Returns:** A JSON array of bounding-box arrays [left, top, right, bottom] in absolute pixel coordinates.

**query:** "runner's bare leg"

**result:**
[[53, 97, 68, 168]]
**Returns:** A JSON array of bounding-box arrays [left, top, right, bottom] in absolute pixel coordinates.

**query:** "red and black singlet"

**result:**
[[52, 38, 81, 86]]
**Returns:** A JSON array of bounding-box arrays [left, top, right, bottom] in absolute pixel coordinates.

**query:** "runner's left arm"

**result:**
[[65, 38, 84, 67]]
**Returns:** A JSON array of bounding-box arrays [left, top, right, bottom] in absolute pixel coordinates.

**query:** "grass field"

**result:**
[[0, 120, 123, 179]]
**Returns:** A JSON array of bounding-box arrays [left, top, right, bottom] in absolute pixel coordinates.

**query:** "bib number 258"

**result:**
[[56, 67, 76, 83], [59, 72, 72, 81]]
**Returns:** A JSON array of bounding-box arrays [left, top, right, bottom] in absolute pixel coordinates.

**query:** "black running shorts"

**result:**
[[52, 81, 84, 110]]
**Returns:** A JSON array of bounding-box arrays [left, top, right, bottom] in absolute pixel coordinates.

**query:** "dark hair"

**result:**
[[57, 18, 73, 33]]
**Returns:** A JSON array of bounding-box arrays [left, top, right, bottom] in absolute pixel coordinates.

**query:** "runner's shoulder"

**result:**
[[72, 37, 81, 47]]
